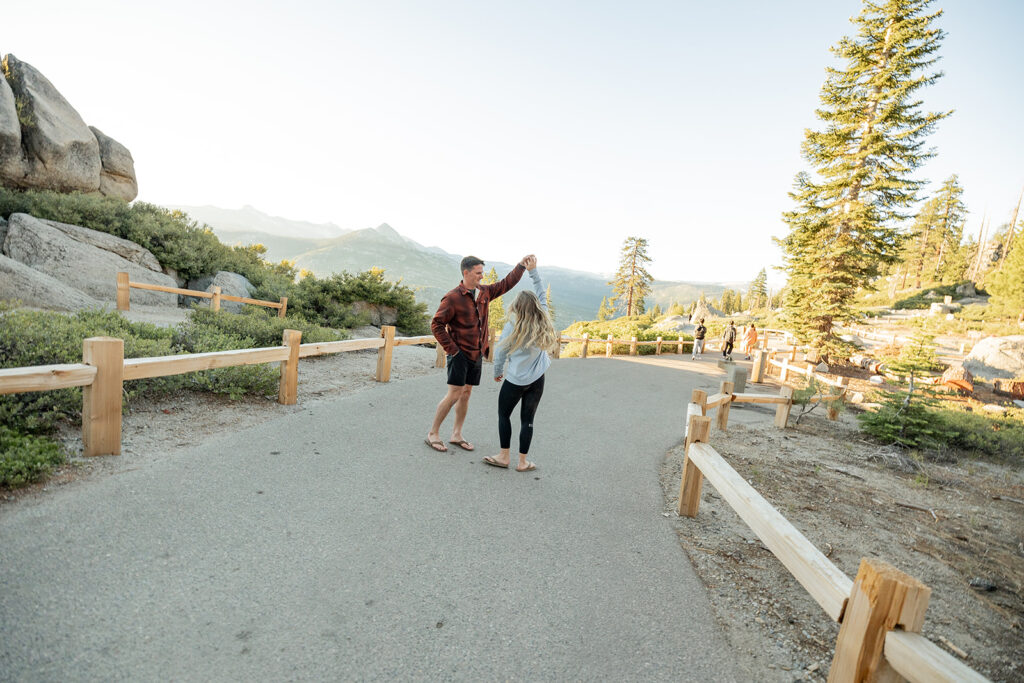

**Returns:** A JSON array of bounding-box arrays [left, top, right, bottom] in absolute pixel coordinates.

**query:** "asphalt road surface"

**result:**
[[1, 356, 746, 681]]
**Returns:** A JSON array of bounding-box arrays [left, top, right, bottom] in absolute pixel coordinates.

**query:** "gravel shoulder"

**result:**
[[660, 407, 1023, 682]]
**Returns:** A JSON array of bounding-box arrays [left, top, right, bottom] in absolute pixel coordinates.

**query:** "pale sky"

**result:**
[[4, 0, 1022, 284]]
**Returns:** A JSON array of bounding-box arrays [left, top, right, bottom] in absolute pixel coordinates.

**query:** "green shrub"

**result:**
[[290, 269, 429, 335], [183, 307, 343, 348], [0, 428, 67, 488], [0, 308, 181, 434], [933, 407, 1024, 464]]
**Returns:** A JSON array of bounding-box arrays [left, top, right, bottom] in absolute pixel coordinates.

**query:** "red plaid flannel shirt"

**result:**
[[431, 264, 526, 361]]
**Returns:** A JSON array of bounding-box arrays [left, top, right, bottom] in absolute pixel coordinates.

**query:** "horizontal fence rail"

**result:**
[[116, 271, 288, 317], [677, 414, 990, 682], [0, 325, 444, 456]]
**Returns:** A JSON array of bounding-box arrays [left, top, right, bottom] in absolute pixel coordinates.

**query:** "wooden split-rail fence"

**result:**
[[534, 326, 793, 360], [0, 318, 994, 679], [116, 272, 289, 317], [677, 410, 989, 683], [0, 325, 443, 457]]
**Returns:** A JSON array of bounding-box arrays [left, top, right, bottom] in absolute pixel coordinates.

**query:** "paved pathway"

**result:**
[[1, 356, 749, 681]]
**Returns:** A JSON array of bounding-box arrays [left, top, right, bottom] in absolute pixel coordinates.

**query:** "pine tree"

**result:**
[[597, 296, 615, 321], [930, 175, 968, 283], [651, 304, 663, 318], [748, 269, 769, 310], [481, 267, 506, 331], [667, 301, 686, 316], [545, 284, 557, 325], [988, 230, 1024, 319], [776, 0, 950, 359], [609, 236, 653, 316]]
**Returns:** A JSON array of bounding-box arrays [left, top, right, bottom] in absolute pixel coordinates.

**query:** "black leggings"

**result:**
[[722, 340, 734, 357], [498, 375, 545, 454]]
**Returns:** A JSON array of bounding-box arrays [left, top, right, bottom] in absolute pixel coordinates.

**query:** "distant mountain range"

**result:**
[[167, 205, 733, 326]]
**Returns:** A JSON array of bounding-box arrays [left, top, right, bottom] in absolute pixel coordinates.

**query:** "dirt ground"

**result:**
[[660, 406, 1023, 682]]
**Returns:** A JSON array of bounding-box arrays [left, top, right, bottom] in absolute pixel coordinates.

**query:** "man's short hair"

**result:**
[[460, 256, 484, 273]]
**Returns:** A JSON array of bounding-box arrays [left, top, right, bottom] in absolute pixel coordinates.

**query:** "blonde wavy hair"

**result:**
[[500, 290, 557, 355]]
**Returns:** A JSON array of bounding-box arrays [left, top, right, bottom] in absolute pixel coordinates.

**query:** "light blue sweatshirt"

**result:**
[[493, 268, 551, 386]]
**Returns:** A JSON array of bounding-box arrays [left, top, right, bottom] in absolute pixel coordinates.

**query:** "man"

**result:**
[[691, 318, 706, 360], [722, 320, 736, 361], [426, 254, 534, 453]]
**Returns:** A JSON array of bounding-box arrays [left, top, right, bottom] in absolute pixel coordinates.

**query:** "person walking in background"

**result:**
[[426, 253, 533, 453], [484, 257, 553, 473], [722, 320, 736, 361], [691, 318, 706, 360], [743, 324, 758, 360]]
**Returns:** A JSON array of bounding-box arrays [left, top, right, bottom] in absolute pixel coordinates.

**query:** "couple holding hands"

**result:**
[[425, 254, 554, 473]]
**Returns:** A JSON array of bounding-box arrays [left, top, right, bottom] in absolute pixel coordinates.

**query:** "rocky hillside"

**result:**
[[0, 54, 137, 201]]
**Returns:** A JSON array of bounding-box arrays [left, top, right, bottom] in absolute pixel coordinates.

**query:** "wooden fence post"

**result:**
[[82, 337, 124, 457], [581, 333, 589, 359], [751, 349, 766, 383], [211, 286, 222, 312], [116, 272, 130, 311], [717, 380, 734, 431], [553, 334, 561, 359], [487, 329, 497, 362], [376, 325, 396, 382], [828, 377, 849, 421], [678, 415, 712, 517], [790, 346, 798, 361], [774, 386, 794, 428], [278, 296, 288, 318], [780, 357, 790, 382], [435, 343, 446, 368], [656, 336, 663, 355], [630, 336, 638, 356], [691, 388, 708, 417], [605, 334, 613, 357], [828, 558, 931, 683], [278, 329, 302, 405], [678, 335, 685, 354]]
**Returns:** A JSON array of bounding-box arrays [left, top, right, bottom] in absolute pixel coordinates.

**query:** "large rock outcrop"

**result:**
[[2, 213, 174, 306], [0, 54, 137, 200], [963, 336, 1024, 380], [0, 253, 102, 311]]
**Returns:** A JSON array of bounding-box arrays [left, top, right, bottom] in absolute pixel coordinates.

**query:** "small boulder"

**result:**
[[955, 282, 976, 297], [815, 362, 829, 373], [941, 365, 974, 394], [869, 375, 884, 385], [185, 271, 255, 313], [351, 300, 398, 326], [39, 218, 160, 271], [929, 302, 961, 316], [992, 379, 1024, 400], [964, 336, 1024, 380]]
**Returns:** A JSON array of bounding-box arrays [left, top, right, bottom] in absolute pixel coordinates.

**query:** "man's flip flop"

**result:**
[[482, 456, 508, 469], [449, 439, 475, 451], [425, 438, 448, 453], [516, 462, 537, 472]]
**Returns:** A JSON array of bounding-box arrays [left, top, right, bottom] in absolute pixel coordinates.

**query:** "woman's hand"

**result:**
[[495, 375, 503, 382]]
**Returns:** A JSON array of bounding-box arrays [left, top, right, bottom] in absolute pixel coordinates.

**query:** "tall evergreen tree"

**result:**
[[776, 0, 950, 359], [748, 268, 769, 310], [929, 175, 968, 283], [988, 231, 1024, 319], [481, 267, 507, 331], [597, 296, 615, 321], [609, 236, 653, 316], [545, 284, 557, 325]]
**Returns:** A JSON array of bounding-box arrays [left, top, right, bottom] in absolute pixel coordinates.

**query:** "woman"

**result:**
[[743, 324, 758, 359], [484, 257, 555, 472]]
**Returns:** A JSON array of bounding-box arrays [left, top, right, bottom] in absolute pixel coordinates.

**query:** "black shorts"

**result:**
[[446, 351, 482, 387]]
